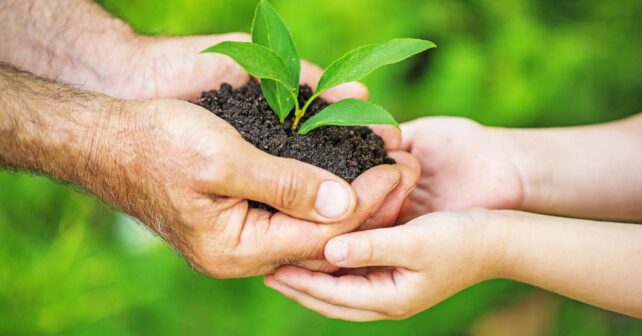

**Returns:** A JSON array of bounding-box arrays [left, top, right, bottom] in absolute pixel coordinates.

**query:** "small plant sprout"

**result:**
[[202, 0, 436, 134]]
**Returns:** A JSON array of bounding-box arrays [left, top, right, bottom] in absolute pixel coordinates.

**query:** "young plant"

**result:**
[[202, 0, 436, 134]]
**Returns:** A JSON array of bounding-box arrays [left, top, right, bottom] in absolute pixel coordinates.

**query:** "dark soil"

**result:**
[[197, 80, 395, 211]]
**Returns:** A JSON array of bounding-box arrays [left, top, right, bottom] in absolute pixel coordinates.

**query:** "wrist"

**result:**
[[66, 97, 128, 193], [461, 209, 519, 281], [52, 17, 141, 96], [0, 0, 141, 95], [480, 210, 532, 280], [0, 63, 126, 188], [436, 209, 512, 282], [493, 127, 553, 212]]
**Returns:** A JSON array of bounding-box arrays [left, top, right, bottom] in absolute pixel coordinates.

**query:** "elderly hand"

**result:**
[[104, 99, 416, 277], [0, 0, 368, 101], [107, 33, 370, 102], [1, 0, 416, 278]]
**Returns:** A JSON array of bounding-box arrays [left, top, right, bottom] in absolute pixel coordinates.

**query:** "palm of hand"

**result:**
[[400, 117, 523, 222]]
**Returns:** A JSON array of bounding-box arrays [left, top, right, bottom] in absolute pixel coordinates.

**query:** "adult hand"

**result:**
[[96, 99, 416, 277], [90, 33, 370, 102], [398, 117, 523, 222], [1, 0, 413, 277], [0, 0, 368, 102]]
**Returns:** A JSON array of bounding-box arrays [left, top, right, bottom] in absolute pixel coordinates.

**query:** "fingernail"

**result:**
[[326, 239, 348, 264], [315, 180, 352, 219]]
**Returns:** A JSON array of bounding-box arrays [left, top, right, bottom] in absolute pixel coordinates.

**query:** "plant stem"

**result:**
[[292, 113, 302, 131], [289, 90, 301, 126], [292, 91, 322, 131]]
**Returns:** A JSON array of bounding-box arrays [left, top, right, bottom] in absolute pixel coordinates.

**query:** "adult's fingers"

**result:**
[[322, 82, 369, 102], [207, 142, 357, 223], [264, 274, 386, 321], [300, 60, 369, 102], [160, 32, 252, 100], [318, 164, 401, 238], [268, 164, 402, 273], [253, 164, 402, 269], [369, 125, 401, 151], [358, 151, 420, 231]]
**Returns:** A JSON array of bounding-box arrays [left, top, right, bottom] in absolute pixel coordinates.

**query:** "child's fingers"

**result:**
[[272, 266, 414, 315], [264, 275, 385, 322], [324, 226, 419, 269]]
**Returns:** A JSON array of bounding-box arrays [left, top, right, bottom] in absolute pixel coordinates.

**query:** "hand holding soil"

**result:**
[[0, 0, 410, 279], [95, 99, 418, 277], [0, 62, 417, 277]]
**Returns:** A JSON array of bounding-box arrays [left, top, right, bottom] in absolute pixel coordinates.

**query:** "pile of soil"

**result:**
[[197, 80, 395, 210]]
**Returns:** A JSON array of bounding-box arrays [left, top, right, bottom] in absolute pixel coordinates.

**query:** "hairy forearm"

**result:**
[[502, 113, 642, 221], [0, 62, 121, 189], [490, 211, 642, 318], [0, 0, 136, 93]]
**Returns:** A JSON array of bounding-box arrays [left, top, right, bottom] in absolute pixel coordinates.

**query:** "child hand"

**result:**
[[264, 210, 500, 321], [399, 117, 524, 222], [266, 209, 642, 320]]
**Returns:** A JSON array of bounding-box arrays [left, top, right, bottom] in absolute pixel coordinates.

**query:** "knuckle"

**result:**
[[204, 157, 234, 190], [359, 236, 376, 265], [275, 168, 301, 209]]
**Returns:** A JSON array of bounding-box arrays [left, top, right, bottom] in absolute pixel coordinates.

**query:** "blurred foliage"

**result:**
[[1, 0, 641, 334]]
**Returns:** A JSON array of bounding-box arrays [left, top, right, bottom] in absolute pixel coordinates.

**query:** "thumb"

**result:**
[[324, 227, 416, 269], [216, 144, 357, 223]]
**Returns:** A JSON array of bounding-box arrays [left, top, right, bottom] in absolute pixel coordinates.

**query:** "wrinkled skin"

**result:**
[[102, 99, 419, 277]]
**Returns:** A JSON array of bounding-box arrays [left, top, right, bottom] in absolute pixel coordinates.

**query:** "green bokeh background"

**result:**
[[1, 0, 641, 334]]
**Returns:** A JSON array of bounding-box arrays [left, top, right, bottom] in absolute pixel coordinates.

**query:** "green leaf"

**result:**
[[201, 41, 295, 91], [252, 0, 300, 122], [260, 81, 294, 122], [298, 99, 399, 135], [252, 0, 300, 86], [316, 38, 437, 93]]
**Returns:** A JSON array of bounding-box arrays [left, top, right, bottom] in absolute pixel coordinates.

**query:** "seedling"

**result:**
[[202, 0, 436, 134]]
